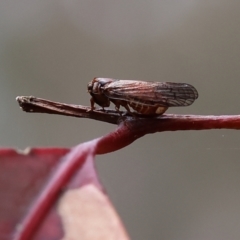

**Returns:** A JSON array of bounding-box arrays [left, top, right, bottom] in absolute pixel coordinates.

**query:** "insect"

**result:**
[[87, 78, 198, 115]]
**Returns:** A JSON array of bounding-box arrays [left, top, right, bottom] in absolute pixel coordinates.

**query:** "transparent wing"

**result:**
[[103, 80, 198, 107]]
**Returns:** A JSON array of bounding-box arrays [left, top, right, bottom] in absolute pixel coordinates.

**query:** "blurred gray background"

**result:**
[[1, 1, 240, 239]]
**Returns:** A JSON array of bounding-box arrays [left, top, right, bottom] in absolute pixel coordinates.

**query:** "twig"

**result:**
[[16, 96, 122, 124], [16, 96, 240, 133]]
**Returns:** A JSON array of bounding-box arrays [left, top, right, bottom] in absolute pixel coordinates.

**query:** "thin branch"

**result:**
[[16, 96, 240, 137], [16, 96, 122, 124]]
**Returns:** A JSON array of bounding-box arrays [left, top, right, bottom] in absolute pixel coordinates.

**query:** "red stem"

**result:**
[[95, 114, 240, 154]]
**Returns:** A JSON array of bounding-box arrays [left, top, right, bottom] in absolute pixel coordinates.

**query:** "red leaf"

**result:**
[[0, 148, 69, 239], [0, 138, 129, 239]]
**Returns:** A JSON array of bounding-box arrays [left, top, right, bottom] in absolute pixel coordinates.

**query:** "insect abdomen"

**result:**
[[129, 102, 168, 115]]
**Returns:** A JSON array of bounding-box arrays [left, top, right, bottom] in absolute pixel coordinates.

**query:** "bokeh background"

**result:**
[[1, 1, 240, 239]]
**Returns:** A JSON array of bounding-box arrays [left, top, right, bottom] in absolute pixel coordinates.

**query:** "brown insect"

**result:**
[[87, 78, 198, 115]]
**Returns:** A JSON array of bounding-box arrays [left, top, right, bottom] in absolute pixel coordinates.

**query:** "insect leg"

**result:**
[[108, 99, 123, 115], [90, 97, 95, 110], [114, 103, 122, 115], [120, 101, 132, 113], [86, 97, 95, 112], [112, 99, 135, 116], [87, 97, 106, 112]]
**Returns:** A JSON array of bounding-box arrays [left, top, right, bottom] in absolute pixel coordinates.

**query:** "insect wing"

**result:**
[[103, 80, 198, 107]]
